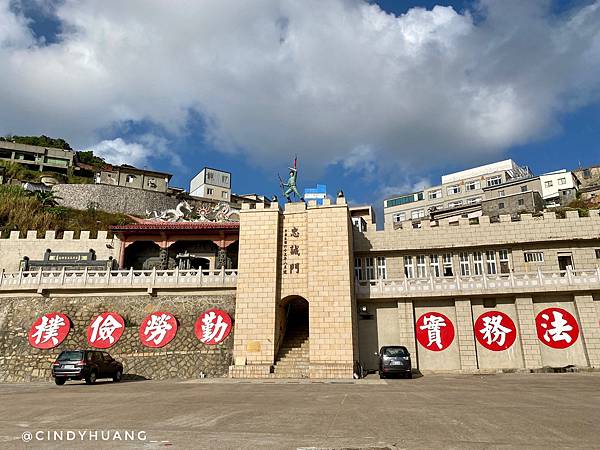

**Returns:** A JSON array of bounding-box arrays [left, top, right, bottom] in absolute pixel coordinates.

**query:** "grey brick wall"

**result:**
[[52, 184, 178, 216]]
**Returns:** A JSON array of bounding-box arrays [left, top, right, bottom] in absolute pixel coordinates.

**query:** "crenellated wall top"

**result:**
[[0, 230, 111, 240], [355, 210, 600, 253]]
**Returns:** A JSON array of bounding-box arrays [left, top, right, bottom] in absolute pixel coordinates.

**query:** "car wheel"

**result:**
[[113, 370, 122, 383], [54, 378, 66, 386], [85, 371, 97, 385]]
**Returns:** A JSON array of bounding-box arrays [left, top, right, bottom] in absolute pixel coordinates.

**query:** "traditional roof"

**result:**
[[111, 221, 239, 232]]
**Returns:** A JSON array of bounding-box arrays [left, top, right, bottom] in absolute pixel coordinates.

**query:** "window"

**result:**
[[386, 192, 422, 208], [222, 175, 228, 183], [416, 255, 427, 278], [411, 209, 425, 220], [498, 202, 505, 209], [486, 251, 497, 275], [467, 197, 482, 205], [558, 177, 566, 185], [524, 251, 544, 262], [443, 253, 453, 276], [207, 188, 214, 195], [447, 185, 461, 195], [473, 252, 484, 275], [147, 178, 157, 188], [354, 257, 363, 280], [377, 257, 387, 279], [459, 252, 470, 276], [583, 169, 591, 178], [429, 255, 440, 277], [428, 189, 442, 200], [125, 174, 135, 183], [365, 257, 375, 280], [518, 199, 524, 206], [448, 200, 463, 208], [207, 172, 214, 180], [595, 249, 600, 259], [521, 185, 528, 192], [221, 191, 228, 199], [498, 190, 505, 197], [486, 176, 502, 187], [544, 180, 553, 188], [404, 256, 414, 279], [465, 180, 480, 191], [499, 249, 510, 274], [393, 212, 406, 223]]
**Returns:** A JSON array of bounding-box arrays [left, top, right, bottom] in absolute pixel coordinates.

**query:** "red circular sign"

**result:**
[[474, 311, 516, 351], [28, 312, 70, 349], [139, 312, 178, 348], [194, 309, 232, 345], [87, 312, 125, 349], [416, 312, 455, 351], [535, 307, 579, 349]]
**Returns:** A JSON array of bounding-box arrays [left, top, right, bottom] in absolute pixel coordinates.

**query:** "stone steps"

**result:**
[[273, 327, 309, 379]]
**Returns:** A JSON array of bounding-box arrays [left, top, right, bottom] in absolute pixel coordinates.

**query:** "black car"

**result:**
[[377, 346, 412, 379], [52, 350, 123, 385]]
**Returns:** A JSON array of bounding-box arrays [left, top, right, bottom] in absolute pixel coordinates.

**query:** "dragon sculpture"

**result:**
[[143, 201, 239, 223]]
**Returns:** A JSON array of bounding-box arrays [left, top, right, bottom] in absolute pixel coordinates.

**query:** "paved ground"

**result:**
[[0, 373, 599, 449]]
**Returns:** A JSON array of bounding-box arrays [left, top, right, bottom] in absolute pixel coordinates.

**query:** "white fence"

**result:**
[[355, 268, 600, 298], [0, 268, 238, 291]]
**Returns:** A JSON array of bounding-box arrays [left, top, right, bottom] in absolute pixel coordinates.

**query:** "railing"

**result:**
[[355, 267, 600, 298], [0, 268, 237, 291]]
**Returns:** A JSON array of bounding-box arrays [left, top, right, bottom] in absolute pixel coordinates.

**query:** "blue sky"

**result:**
[[2, 0, 599, 223]]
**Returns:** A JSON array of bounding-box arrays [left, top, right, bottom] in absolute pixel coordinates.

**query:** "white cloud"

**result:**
[[88, 134, 179, 169], [0, 0, 599, 175]]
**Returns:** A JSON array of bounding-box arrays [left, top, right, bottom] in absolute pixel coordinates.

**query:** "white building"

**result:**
[[539, 170, 579, 207], [190, 167, 231, 201]]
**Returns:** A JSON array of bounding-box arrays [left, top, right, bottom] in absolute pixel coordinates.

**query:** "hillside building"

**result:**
[[190, 167, 231, 201], [0, 141, 74, 175], [95, 164, 172, 193]]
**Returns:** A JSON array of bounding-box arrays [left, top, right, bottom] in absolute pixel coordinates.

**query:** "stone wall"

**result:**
[[52, 183, 178, 216], [0, 293, 235, 382], [0, 231, 119, 272]]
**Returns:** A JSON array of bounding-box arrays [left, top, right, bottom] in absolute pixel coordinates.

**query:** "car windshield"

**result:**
[[383, 347, 407, 357], [57, 351, 83, 361]]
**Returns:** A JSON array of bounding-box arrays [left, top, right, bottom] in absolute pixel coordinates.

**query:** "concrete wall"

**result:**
[[0, 293, 235, 382], [0, 230, 119, 272], [482, 191, 543, 217], [355, 292, 600, 373], [52, 183, 178, 216]]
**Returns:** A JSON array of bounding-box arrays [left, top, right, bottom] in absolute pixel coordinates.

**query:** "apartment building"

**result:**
[[190, 167, 231, 201], [0, 141, 74, 174], [383, 160, 532, 229]]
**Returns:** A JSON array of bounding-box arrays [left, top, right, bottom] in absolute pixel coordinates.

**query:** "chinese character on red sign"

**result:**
[[535, 307, 579, 349], [195, 309, 232, 345], [416, 312, 455, 351], [28, 312, 70, 349], [87, 312, 125, 349], [139, 312, 178, 348], [474, 311, 516, 351]]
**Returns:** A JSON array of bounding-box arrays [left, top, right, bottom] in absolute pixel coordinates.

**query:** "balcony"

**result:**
[[0, 268, 237, 294], [355, 268, 600, 299]]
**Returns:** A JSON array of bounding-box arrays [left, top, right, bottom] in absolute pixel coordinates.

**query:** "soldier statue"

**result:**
[[279, 157, 304, 203]]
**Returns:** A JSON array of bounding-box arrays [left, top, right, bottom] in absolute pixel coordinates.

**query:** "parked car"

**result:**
[[377, 346, 412, 379], [52, 350, 123, 385]]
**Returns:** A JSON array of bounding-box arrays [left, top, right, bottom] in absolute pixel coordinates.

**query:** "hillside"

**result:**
[[0, 185, 133, 237]]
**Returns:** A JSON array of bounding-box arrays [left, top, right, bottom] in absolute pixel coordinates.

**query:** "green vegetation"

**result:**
[[0, 135, 72, 150], [76, 150, 107, 169], [0, 185, 132, 237]]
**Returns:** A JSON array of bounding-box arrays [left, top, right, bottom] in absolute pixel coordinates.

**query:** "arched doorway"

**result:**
[[168, 240, 218, 270], [273, 296, 309, 378]]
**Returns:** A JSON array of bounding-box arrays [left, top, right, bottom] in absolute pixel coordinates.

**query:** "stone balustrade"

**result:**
[[355, 268, 600, 299], [0, 268, 237, 293]]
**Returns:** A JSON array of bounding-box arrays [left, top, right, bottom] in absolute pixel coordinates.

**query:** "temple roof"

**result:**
[[111, 221, 240, 234]]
